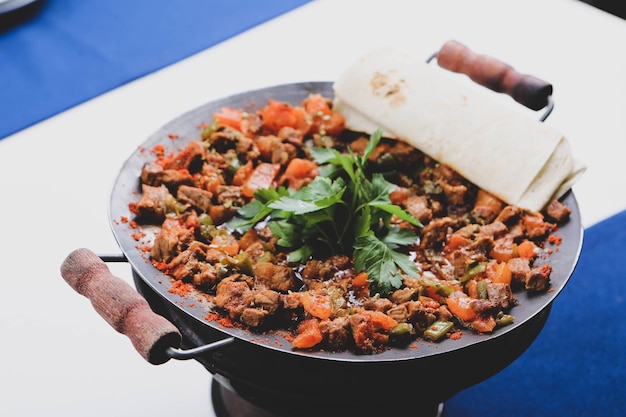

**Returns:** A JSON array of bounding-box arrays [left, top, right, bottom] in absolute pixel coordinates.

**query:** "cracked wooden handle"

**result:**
[[436, 40, 553, 110], [61, 248, 181, 364]]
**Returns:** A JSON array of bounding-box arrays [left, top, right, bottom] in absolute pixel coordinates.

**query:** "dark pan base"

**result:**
[[211, 376, 444, 417]]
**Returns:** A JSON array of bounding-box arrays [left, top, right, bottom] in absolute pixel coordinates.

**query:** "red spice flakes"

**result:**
[[168, 133, 179, 139], [205, 312, 220, 322], [197, 122, 210, 129], [169, 279, 193, 297], [120, 216, 129, 223], [151, 143, 166, 157], [548, 234, 563, 245], [131, 229, 146, 241], [128, 202, 139, 215], [205, 312, 241, 329], [153, 260, 170, 271], [447, 330, 463, 340], [129, 220, 138, 229]]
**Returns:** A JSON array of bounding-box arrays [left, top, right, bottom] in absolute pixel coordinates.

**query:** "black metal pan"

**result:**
[[61, 41, 583, 416]]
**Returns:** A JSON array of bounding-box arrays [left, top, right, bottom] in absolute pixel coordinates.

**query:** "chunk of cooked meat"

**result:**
[[177, 185, 213, 213], [136, 184, 173, 222], [214, 278, 254, 320]]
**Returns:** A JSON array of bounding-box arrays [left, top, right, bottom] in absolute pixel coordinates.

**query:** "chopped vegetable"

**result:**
[[471, 316, 497, 333], [242, 163, 281, 198], [489, 261, 512, 285], [292, 319, 323, 349], [363, 310, 399, 331], [261, 99, 309, 134], [517, 240, 537, 259], [300, 290, 333, 320], [423, 320, 454, 340], [446, 294, 477, 322], [213, 107, 244, 131], [280, 158, 319, 190]]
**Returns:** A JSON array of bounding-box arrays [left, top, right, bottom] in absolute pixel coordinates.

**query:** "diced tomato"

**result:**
[[211, 232, 240, 257], [300, 291, 332, 320], [471, 316, 497, 333], [488, 261, 512, 285], [302, 93, 332, 116], [232, 160, 253, 186], [280, 158, 318, 190], [317, 112, 346, 136], [444, 234, 470, 253], [292, 319, 323, 349], [517, 240, 537, 259], [389, 186, 409, 206], [466, 279, 478, 299], [209, 205, 229, 224], [261, 99, 309, 134], [213, 107, 244, 131], [363, 310, 398, 331], [490, 235, 516, 262], [352, 272, 369, 290], [242, 163, 281, 198], [446, 294, 477, 322]]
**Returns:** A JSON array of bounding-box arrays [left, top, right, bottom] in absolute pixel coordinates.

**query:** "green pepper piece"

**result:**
[[476, 280, 488, 299], [419, 276, 455, 297], [390, 322, 413, 336], [423, 320, 454, 340], [496, 313, 514, 327], [221, 252, 254, 276], [459, 261, 486, 284]]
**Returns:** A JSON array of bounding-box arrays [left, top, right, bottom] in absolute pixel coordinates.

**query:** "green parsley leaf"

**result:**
[[229, 128, 422, 295]]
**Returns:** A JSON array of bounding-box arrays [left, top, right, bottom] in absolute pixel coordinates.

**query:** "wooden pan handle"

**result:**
[[60, 248, 181, 365], [436, 40, 553, 111]]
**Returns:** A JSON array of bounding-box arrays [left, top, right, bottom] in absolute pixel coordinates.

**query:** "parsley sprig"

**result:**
[[228, 129, 422, 295]]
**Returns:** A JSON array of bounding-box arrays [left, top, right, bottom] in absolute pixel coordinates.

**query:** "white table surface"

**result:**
[[1, 1, 624, 416]]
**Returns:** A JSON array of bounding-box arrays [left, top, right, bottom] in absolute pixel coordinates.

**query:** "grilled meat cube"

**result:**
[[526, 264, 552, 291], [362, 297, 394, 312], [241, 307, 270, 328], [177, 185, 213, 213], [486, 282, 515, 310], [405, 300, 437, 332], [507, 257, 531, 285], [253, 262, 296, 293], [136, 184, 172, 222], [214, 277, 254, 320], [141, 163, 164, 186], [162, 169, 194, 189], [150, 217, 195, 263], [545, 199, 572, 223], [405, 195, 433, 224], [319, 317, 350, 351], [389, 287, 419, 304], [253, 289, 281, 315], [420, 217, 458, 249]]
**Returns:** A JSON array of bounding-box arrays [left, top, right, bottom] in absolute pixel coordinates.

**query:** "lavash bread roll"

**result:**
[[333, 48, 583, 212]]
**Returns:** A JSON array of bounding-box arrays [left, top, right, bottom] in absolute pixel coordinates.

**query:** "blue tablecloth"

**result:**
[[447, 210, 626, 417], [0, 0, 311, 140]]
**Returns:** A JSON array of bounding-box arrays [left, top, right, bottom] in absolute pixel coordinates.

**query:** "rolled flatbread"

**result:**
[[333, 48, 583, 212]]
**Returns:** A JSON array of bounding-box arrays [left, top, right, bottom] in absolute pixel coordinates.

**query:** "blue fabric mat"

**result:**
[[0, 0, 311, 140], [446, 210, 626, 417]]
